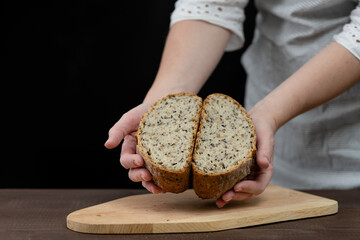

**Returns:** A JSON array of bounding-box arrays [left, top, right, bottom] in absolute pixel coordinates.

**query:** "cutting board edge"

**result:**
[[151, 199, 338, 233], [66, 216, 155, 234]]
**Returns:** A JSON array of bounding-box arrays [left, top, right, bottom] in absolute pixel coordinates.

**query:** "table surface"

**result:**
[[1, 188, 359, 240]]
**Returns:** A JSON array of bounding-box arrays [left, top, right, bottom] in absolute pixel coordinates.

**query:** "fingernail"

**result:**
[[104, 140, 113, 148]]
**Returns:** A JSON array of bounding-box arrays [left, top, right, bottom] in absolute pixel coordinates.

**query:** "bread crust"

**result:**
[[136, 92, 202, 193], [192, 93, 257, 199]]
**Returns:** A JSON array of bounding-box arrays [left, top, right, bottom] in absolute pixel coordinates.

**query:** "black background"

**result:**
[[3, 1, 256, 188]]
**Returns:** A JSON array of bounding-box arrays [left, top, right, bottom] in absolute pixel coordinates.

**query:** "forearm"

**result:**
[[143, 20, 231, 104], [251, 41, 360, 131]]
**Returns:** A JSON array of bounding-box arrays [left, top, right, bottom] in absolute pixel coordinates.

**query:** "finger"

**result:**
[[230, 192, 253, 201], [105, 122, 127, 149], [255, 130, 274, 169], [234, 180, 265, 195], [234, 172, 272, 195], [222, 190, 253, 202], [128, 168, 152, 182], [120, 135, 144, 169], [216, 191, 235, 208], [234, 164, 273, 195], [142, 181, 166, 194], [216, 199, 227, 208], [105, 109, 142, 149], [216, 191, 253, 208], [221, 190, 235, 202]]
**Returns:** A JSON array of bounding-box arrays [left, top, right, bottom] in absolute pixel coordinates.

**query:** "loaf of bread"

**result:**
[[192, 93, 256, 199], [136, 93, 256, 199], [136, 93, 203, 193]]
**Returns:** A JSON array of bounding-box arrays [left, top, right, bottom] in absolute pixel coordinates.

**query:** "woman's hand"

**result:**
[[216, 41, 360, 208], [104, 102, 165, 194], [216, 108, 276, 208]]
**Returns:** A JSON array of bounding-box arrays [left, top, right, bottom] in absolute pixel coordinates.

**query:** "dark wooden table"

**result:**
[[1, 188, 359, 240]]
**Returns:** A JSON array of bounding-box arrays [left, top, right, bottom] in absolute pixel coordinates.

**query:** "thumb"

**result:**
[[255, 128, 274, 169], [105, 124, 127, 149], [105, 103, 150, 149]]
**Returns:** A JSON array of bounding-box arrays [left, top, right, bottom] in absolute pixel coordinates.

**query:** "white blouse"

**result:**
[[171, 0, 360, 189]]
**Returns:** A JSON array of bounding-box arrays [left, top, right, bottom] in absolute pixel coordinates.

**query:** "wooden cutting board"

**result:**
[[66, 185, 338, 234]]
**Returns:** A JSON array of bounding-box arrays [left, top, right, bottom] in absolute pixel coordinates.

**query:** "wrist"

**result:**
[[248, 101, 279, 134]]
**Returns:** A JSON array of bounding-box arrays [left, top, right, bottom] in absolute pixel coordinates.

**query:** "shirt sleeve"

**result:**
[[170, 0, 248, 52], [334, 1, 360, 60]]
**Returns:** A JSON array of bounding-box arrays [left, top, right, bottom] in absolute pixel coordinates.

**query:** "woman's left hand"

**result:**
[[216, 109, 276, 208]]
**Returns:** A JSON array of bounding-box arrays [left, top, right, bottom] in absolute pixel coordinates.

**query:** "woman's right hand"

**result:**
[[104, 102, 165, 193]]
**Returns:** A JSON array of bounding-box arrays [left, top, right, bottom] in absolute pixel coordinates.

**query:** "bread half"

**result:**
[[136, 93, 203, 193], [192, 93, 256, 199]]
